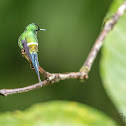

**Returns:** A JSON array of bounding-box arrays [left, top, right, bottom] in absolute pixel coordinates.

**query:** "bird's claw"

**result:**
[[21, 49, 26, 57]]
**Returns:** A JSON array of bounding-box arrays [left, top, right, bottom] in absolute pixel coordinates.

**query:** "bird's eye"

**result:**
[[36, 28, 39, 31]]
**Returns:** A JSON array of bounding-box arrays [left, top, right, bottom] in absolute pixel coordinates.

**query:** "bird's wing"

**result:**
[[21, 39, 34, 68], [21, 39, 30, 59], [21, 39, 41, 82]]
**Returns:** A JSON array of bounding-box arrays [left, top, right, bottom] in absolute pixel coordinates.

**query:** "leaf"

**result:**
[[0, 101, 117, 126], [105, 0, 124, 18], [100, 0, 126, 124]]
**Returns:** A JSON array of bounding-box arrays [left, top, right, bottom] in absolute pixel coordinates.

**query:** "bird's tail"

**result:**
[[30, 53, 41, 83]]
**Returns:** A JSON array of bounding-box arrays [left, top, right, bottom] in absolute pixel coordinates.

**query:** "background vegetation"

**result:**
[[1, 0, 125, 125]]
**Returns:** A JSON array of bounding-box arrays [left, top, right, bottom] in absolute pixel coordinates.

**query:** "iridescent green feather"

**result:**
[[18, 23, 42, 83], [18, 23, 38, 51]]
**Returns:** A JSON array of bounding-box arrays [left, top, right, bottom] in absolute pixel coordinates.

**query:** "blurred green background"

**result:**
[[0, 0, 119, 123]]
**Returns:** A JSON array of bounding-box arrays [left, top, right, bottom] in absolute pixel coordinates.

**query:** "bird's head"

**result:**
[[26, 23, 46, 32]]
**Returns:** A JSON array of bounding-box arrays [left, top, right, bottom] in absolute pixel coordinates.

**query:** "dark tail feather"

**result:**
[[30, 53, 41, 82]]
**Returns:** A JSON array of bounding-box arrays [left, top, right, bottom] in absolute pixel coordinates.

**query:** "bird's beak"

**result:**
[[40, 29, 46, 31]]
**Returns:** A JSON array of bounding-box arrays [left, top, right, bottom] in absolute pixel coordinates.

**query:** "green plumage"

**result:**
[[18, 23, 46, 83], [18, 23, 38, 50]]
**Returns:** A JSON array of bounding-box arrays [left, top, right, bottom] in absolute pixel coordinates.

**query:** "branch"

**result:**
[[1, 1, 126, 96], [39, 66, 50, 79], [80, 1, 126, 71], [0, 72, 88, 96]]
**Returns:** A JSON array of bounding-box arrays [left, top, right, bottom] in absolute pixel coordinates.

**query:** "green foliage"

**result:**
[[0, 101, 118, 126], [100, 0, 126, 124], [105, 0, 124, 19], [0, 0, 112, 114], [0, 0, 122, 125]]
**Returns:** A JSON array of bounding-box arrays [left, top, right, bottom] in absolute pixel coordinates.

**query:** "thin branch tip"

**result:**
[[0, 90, 7, 97]]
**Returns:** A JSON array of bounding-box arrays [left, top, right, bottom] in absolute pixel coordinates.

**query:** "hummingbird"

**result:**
[[18, 23, 46, 83]]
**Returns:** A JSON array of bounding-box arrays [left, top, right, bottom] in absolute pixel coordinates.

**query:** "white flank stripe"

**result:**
[[27, 42, 38, 46]]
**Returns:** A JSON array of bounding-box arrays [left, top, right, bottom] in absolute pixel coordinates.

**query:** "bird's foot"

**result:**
[[21, 49, 26, 57]]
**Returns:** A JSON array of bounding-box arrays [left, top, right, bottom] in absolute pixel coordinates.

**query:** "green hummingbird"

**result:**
[[18, 23, 46, 83]]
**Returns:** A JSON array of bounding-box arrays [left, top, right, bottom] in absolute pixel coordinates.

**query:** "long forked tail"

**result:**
[[30, 53, 41, 83]]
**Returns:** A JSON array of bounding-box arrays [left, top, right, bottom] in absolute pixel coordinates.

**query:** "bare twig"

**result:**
[[39, 66, 50, 79], [0, 81, 48, 96], [0, 1, 126, 96], [0, 72, 88, 96]]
